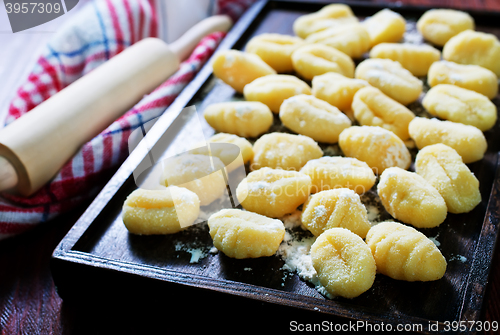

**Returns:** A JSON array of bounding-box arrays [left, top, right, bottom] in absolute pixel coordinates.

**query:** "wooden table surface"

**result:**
[[1, 1, 500, 334]]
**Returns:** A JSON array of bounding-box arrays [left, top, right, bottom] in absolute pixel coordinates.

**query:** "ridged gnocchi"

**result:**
[[417, 9, 474, 46], [293, 4, 358, 39], [236, 167, 312, 218], [427, 60, 498, 100], [305, 23, 371, 59], [122, 186, 200, 235], [279, 94, 352, 143], [362, 9, 406, 47], [311, 228, 376, 298], [251, 132, 323, 171], [339, 126, 411, 174], [312, 72, 368, 112], [212, 50, 276, 93], [377, 167, 447, 228], [243, 74, 311, 113], [245, 33, 306, 73], [300, 156, 375, 194], [408, 117, 487, 163], [415, 144, 481, 214], [352, 86, 415, 140], [301, 188, 372, 238], [291, 44, 355, 80], [366, 221, 447, 281], [355, 58, 423, 105], [369, 43, 441, 77], [443, 30, 500, 77], [203, 101, 273, 138], [422, 84, 497, 131], [208, 208, 285, 259], [160, 154, 226, 206]]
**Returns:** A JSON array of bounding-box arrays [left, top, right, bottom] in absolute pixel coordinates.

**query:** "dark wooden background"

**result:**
[[1, 1, 500, 334]]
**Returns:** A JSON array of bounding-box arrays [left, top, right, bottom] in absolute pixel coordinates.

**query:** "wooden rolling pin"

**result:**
[[0, 15, 232, 196]]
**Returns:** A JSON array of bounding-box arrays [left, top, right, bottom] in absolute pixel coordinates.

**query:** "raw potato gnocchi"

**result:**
[[305, 23, 370, 59], [293, 3, 358, 39], [366, 221, 447, 282], [245, 33, 306, 73], [291, 44, 355, 80], [369, 43, 441, 77], [160, 154, 226, 206], [251, 132, 323, 171], [408, 117, 487, 163], [422, 84, 497, 131], [279, 94, 352, 143], [427, 60, 498, 100], [191, 133, 254, 172], [377, 167, 447, 229], [362, 9, 406, 47], [312, 72, 368, 111], [301, 188, 372, 238], [243, 74, 311, 113], [355, 58, 423, 105], [203, 101, 273, 138], [352, 86, 415, 140], [300, 156, 375, 194], [415, 144, 481, 214], [339, 126, 412, 174], [208, 208, 285, 259], [122, 187, 200, 235], [311, 228, 376, 298], [236, 167, 312, 218], [417, 9, 475, 46], [212, 50, 276, 93], [443, 30, 500, 77]]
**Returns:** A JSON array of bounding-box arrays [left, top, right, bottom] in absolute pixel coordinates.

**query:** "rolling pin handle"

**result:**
[[0, 156, 18, 192]]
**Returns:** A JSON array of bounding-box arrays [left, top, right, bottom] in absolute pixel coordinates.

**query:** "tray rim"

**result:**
[[52, 1, 500, 333]]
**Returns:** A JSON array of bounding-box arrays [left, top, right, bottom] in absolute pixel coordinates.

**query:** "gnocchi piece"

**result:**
[[355, 58, 423, 105], [338, 126, 411, 174], [311, 228, 376, 298], [352, 86, 415, 140], [369, 43, 441, 77], [122, 186, 200, 235], [443, 30, 500, 77], [365, 221, 447, 281], [305, 23, 371, 59], [203, 101, 273, 138], [301, 189, 372, 238], [422, 84, 497, 131], [251, 132, 323, 171], [243, 74, 311, 113], [377, 167, 448, 228], [236, 167, 312, 218], [293, 4, 358, 39], [427, 60, 498, 100], [160, 154, 226, 206], [415, 144, 481, 214], [208, 208, 285, 259], [362, 9, 406, 47], [279, 94, 352, 143], [191, 133, 254, 172], [312, 72, 368, 112], [417, 9, 475, 46], [291, 44, 355, 80], [300, 156, 375, 194], [244, 33, 306, 73], [408, 117, 487, 163], [211, 49, 276, 93]]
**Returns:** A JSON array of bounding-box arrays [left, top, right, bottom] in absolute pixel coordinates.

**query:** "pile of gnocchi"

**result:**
[[122, 4, 498, 299]]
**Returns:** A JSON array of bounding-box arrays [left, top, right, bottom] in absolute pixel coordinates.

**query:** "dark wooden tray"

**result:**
[[52, 1, 500, 333]]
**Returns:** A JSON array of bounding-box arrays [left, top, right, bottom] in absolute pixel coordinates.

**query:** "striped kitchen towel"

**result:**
[[0, 0, 255, 240]]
